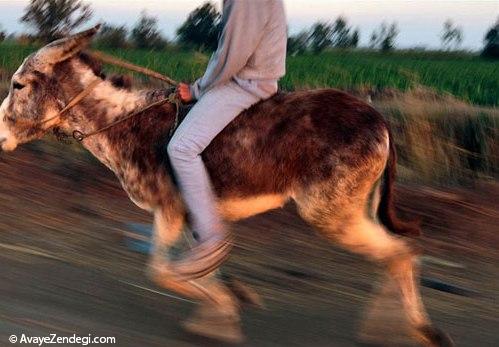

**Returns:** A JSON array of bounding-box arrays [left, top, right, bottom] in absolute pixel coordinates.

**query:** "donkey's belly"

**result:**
[[217, 193, 290, 221]]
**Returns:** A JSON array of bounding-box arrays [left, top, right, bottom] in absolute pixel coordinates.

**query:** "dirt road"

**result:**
[[0, 144, 497, 346]]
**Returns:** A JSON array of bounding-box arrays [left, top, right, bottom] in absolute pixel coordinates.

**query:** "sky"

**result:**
[[0, 0, 497, 50]]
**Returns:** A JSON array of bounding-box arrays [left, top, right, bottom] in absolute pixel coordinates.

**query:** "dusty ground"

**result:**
[[0, 142, 497, 346]]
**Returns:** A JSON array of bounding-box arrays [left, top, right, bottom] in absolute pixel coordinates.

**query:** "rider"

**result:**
[[168, 0, 287, 279]]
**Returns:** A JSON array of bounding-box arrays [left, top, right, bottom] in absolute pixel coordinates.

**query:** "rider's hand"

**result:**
[[178, 83, 193, 103]]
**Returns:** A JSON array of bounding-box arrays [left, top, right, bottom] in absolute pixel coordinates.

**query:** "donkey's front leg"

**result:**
[[147, 207, 243, 343]]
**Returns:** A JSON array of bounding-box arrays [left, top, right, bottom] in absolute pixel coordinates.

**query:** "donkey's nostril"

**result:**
[[0, 137, 6, 146]]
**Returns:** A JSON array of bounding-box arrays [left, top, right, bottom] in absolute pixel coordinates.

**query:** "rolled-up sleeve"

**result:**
[[190, 0, 268, 99]]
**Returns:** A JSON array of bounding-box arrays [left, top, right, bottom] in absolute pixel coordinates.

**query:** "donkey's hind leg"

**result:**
[[334, 216, 453, 346], [147, 207, 243, 343], [296, 189, 451, 347]]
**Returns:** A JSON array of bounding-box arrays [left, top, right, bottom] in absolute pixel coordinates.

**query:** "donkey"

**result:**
[[0, 27, 453, 346]]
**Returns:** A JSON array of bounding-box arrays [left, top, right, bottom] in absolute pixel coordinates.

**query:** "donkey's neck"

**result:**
[[61, 70, 152, 170], [68, 70, 146, 134], [61, 68, 176, 176]]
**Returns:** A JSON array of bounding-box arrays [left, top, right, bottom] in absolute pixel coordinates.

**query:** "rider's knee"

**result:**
[[167, 138, 187, 161], [166, 139, 179, 158], [167, 136, 202, 163]]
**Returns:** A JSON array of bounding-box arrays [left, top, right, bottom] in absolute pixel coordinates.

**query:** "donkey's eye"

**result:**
[[13, 82, 25, 90]]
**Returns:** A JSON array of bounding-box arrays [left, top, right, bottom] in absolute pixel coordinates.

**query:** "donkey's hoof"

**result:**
[[416, 325, 455, 347], [182, 315, 244, 344]]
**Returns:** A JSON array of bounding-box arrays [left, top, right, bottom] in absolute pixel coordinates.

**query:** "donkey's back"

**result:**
[[204, 88, 390, 200]]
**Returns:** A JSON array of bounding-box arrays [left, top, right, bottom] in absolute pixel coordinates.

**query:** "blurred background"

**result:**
[[0, 1, 498, 346]]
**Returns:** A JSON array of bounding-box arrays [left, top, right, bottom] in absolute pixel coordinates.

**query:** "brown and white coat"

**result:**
[[0, 28, 452, 346]]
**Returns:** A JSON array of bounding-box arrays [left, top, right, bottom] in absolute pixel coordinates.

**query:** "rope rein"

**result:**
[[44, 78, 103, 128], [51, 50, 181, 142], [72, 92, 180, 141], [88, 51, 179, 87]]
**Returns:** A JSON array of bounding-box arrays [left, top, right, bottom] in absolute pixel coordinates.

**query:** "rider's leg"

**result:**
[[147, 207, 244, 343], [167, 80, 271, 279]]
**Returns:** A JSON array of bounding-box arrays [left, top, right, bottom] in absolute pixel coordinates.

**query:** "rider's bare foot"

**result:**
[[172, 234, 233, 280]]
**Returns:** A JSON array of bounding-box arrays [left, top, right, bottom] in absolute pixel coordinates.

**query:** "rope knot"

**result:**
[[168, 91, 182, 138]]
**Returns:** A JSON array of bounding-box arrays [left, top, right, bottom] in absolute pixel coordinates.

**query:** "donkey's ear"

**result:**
[[35, 24, 101, 66]]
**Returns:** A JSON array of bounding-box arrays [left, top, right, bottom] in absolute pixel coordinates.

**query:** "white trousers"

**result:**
[[167, 79, 276, 241]]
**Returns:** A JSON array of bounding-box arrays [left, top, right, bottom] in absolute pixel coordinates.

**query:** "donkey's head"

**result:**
[[0, 26, 100, 151]]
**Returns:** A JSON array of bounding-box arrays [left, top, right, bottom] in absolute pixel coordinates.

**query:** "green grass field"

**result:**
[[1, 43, 498, 106], [284, 50, 499, 107]]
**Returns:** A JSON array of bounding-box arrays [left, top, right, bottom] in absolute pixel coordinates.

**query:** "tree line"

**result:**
[[0, 0, 497, 58]]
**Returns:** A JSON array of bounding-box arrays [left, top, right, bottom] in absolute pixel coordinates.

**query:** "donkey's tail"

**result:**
[[377, 129, 421, 236]]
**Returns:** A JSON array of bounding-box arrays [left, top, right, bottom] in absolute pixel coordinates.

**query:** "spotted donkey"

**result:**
[[0, 27, 453, 346]]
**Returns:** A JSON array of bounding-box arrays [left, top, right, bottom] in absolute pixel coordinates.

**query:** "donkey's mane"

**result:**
[[77, 51, 134, 90], [78, 52, 105, 79]]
